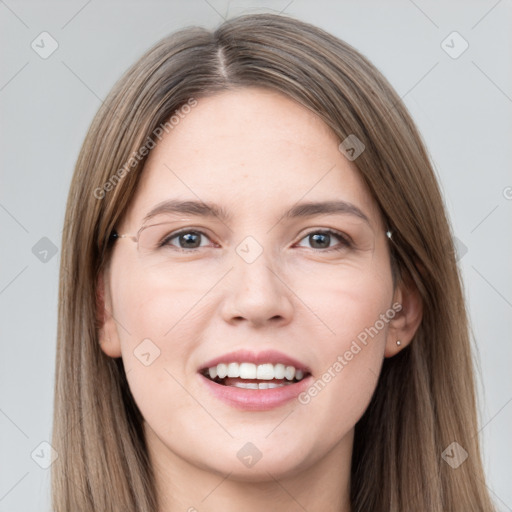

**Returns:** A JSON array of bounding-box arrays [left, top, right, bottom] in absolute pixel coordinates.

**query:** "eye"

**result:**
[[161, 230, 212, 250], [295, 229, 351, 251], [157, 228, 351, 252]]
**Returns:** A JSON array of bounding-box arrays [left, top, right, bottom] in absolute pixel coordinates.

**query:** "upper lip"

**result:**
[[199, 349, 311, 374]]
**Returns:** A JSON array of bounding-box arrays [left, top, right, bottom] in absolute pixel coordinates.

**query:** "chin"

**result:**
[[193, 439, 314, 481]]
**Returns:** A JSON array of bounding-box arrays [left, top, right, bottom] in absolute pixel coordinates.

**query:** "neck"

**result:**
[[145, 423, 353, 512]]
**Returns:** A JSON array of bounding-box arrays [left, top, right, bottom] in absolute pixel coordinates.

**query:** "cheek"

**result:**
[[112, 274, 206, 442], [112, 258, 206, 347], [110, 263, 206, 412], [294, 259, 392, 431], [317, 272, 391, 351], [297, 248, 392, 351]]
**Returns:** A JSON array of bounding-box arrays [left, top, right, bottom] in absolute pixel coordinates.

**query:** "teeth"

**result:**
[[239, 362, 257, 379], [267, 382, 286, 388], [230, 381, 295, 389], [217, 363, 228, 379], [232, 382, 259, 389], [284, 366, 296, 381], [227, 362, 239, 378], [256, 363, 274, 380], [204, 362, 306, 382], [274, 363, 285, 379]]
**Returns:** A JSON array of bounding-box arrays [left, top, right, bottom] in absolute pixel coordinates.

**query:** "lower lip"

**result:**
[[199, 374, 313, 411]]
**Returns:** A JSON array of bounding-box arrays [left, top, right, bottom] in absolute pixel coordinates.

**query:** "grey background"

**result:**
[[1, 0, 511, 510]]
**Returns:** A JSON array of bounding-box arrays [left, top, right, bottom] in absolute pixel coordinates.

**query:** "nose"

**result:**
[[220, 247, 294, 328]]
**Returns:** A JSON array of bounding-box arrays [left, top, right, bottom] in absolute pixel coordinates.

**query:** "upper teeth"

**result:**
[[207, 362, 305, 381]]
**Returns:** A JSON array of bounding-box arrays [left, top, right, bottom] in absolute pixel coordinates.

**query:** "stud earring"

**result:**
[[396, 340, 401, 346]]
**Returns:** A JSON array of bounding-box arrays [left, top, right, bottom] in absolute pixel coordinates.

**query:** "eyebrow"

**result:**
[[142, 200, 234, 225], [142, 199, 371, 226]]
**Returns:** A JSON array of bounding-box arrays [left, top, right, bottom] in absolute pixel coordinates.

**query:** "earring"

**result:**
[[396, 340, 401, 346]]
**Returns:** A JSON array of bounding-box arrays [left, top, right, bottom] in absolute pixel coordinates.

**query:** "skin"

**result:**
[[98, 87, 422, 512]]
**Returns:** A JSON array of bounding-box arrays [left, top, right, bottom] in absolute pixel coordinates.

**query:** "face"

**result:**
[[99, 87, 407, 483]]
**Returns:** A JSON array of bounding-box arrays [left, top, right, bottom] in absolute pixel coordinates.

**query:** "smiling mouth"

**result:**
[[200, 362, 311, 389]]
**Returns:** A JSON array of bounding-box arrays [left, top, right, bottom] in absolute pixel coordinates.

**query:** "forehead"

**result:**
[[120, 87, 382, 231]]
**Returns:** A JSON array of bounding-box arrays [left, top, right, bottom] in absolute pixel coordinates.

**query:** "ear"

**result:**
[[96, 269, 122, 358], [384, 272, 423, 358]]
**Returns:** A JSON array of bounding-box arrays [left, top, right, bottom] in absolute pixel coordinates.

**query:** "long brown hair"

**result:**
[[52, 13, 495, 511]]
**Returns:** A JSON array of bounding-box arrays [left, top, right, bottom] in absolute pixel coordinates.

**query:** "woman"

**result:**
[[51, 13, 496, 511]]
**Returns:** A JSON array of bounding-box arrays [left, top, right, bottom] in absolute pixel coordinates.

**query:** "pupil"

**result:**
[[310, 233, 329, 249]]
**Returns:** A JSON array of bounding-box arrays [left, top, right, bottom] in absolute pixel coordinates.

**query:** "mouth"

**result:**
[[197, 349, 313, 410], [200, 362, 311, 389]]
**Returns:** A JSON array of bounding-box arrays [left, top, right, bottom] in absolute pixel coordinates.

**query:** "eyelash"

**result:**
[[160, 228, 352, 253]]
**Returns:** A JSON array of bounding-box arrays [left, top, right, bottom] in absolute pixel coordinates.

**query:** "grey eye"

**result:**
[[164, 231, 209, 249], [296, 230, 350, 251]]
